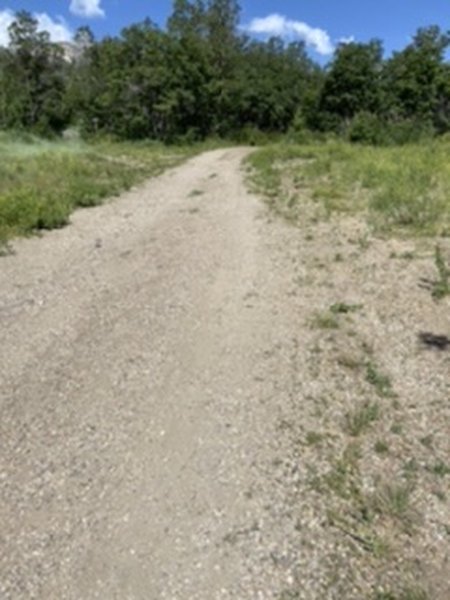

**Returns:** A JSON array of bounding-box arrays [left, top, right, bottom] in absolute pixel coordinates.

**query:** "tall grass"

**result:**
[[247, 139, 450, 236], [0, 132, 200, 249]]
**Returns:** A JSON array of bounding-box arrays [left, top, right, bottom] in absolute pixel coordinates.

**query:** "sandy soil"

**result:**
[[0, 148, 449, 599]]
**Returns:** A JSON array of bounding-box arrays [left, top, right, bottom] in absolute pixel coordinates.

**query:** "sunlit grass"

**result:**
[[0, 133, 205, 248], [247, 139, 450, 236]]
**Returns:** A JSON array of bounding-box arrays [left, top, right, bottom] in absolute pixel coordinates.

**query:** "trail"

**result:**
[[0, 149, 305, 599]]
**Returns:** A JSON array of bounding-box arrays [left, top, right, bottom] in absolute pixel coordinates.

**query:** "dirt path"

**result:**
[[0, 149, 308, 599], [1, 148, 449, 600]]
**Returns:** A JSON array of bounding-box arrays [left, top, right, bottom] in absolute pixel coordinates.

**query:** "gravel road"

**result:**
[[0, 149, 307, 599]]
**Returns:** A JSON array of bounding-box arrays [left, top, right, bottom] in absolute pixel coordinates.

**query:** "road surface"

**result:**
[[0, 149, 305, 599]]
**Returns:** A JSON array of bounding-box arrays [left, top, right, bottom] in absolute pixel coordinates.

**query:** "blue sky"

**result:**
[[0, 1, 449, 62]]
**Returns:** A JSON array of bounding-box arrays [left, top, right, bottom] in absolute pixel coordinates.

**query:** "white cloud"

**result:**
[[35, 13, 72, 42], [0, 9, 72, 46], [244, 13, 334, 56], [70, 0, 105, 18]]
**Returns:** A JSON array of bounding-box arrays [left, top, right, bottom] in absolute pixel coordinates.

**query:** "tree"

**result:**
[[382, 26, 450, 127], [316, 40, 384, 130], [167, 0, 206, 38], [0, 11, 69, 133]]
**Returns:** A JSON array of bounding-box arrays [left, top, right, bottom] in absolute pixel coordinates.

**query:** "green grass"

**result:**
[[427, 461, 450, 477], [0, 132, 209, 249], [374, 440, 389, 455], [372, 482, 414, 523], [344, 402, 380, 437], [246, 139, 450, 235], [312, 310, 340, 330], [330, 302, 362, 314], [366, 362, 395, 397], [305, 431, 325, 446]]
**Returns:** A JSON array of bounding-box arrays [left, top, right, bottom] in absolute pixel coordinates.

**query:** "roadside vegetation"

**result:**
[[247, 139, 450, 236], [248, 138, 450, 599], [0, 132, 205, 250]]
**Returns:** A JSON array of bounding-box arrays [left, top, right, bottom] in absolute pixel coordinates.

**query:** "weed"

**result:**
[[419, 435, 433, 449], [372, 482, 414, 522], [432, 245, 450, 299], [366, 362, 394, 397], [305, 431, 324, 446], [330, 302, 362, 314], [391, 422, 403, 435], [374, 440, 389, 454], [188, 189, 204, 197], [323, 443, 362, 499], [247, 140, 450, 235], [427, 461, 450, 477], [345, 402, 380, 436], [403, 458, 419, 480], [312, 311, 339, 330], [0, 135, 210, 246]]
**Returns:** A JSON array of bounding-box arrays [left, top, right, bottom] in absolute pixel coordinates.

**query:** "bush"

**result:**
[[348, 112, 386, 145], [382, 119, 435, 145]]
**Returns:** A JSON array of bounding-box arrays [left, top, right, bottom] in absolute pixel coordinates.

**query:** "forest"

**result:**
[[1, 0, 450, 144]]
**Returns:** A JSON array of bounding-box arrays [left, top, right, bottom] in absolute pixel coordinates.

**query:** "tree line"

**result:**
[[1, 0, 449, 144]]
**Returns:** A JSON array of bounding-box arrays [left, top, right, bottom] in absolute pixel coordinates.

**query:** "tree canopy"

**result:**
[[1, 3, 449, 143]]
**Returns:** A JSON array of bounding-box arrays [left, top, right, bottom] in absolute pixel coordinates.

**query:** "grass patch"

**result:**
[[344, 402, 380, 437], [372, 482, 414, 523], [246, 139, 450, 235], [0, 132, 209, 246], [321, 442, 362, 499], [330, 302, 362, 314], [366, 362, 395, 397], [305, 431, 325, 446], [188, 189, 204, 197], [374, 440, 389, 455], [312, 310, 340, 330], [427, 461, 450, 477]]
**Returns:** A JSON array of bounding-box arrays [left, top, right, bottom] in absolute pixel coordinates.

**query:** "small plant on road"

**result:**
[[432, 245, 450, 299], [345, 402, 380, 436]]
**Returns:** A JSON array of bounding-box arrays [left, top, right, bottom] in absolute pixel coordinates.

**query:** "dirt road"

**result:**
[[0, 149, 307, 599], [2, 148, 449, 600]]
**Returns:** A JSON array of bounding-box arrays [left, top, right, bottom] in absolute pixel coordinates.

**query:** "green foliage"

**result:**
[[0, 134, 199, 243], [366, 363, 394, 397], [2, 6, 450, 144], [344, 402, 380, 437], [0, 11, 70, 134], [247, 140, 450, 236], [317, 40, 384, 125], [432, 245, 450, 299], [372, 482, 414, 522], [348, 112, 386, 145]]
